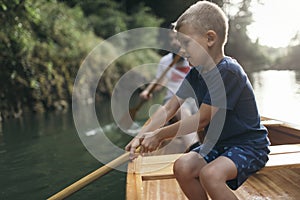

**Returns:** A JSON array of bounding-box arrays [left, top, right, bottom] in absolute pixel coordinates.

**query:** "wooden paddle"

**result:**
[[47, 148, 139, 200], [119, 54, 181, 129]]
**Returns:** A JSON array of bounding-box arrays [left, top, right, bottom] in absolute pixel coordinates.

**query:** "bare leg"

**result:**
[[173, 152, 208, 200], [200, 156, 238, 200]]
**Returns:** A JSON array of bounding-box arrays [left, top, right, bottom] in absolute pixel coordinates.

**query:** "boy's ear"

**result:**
[[206, 30, 217, 47]]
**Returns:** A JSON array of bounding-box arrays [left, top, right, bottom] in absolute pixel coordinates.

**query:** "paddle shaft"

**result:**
[[147, 54, 181, 95], [47, 151, 130, 200]]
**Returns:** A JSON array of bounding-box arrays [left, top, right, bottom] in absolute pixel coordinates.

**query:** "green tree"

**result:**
[[0, 0, 161, 119], [60, 0, 163, 38], [0, 0, 100, 117]]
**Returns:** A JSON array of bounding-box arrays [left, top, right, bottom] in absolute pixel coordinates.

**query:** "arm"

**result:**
[[140, 103, 219, 153], [125, 95, 182, 158]]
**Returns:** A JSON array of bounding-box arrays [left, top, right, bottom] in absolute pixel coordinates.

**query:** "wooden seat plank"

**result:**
[[269, 144, 300, 155], [263, 152, 300, 170], [137, 154, 181, 180]]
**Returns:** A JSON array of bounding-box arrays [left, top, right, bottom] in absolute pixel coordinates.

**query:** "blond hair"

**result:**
[[174, 1, 228, 47]]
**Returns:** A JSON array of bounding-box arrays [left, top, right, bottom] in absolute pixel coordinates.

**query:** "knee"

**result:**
[[173, 156, 189, 179], [199, 165, 222, 188], [173, 153, 199, 180]]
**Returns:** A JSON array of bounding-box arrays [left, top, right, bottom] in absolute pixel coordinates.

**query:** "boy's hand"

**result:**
[[140, 131, 162, 153], [125, 136, 143, 160], [125, 131, 162, 160]]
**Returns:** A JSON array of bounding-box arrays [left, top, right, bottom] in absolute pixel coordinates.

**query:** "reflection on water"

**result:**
[[251, 70, 300, 125]]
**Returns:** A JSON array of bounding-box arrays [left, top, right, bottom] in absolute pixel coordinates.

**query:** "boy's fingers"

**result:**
[[130, 145, 136, 156], [129, 139, 141, 159]]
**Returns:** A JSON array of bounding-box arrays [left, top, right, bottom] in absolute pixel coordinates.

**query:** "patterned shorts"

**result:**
[[192, 145, 270, 190]]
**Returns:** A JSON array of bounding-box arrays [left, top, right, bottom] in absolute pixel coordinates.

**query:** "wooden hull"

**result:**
[[126, 117, 300, 199], [262, 117, 300, 145]]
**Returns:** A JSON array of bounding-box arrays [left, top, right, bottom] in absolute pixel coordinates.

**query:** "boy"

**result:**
[[125, 1, 270, 199]]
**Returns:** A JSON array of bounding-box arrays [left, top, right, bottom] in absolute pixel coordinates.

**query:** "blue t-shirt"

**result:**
[[176, 56, 270, 148]]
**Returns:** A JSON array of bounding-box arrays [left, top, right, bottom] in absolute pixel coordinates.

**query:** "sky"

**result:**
[[247, 0, 300, 48]]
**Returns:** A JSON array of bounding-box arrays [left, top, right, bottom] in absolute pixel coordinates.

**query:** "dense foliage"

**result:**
[[0, 0, 161, 119], [1, 0, 100, 117]]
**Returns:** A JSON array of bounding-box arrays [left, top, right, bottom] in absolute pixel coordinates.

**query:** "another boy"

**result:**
[[126, 1, 270, 199]]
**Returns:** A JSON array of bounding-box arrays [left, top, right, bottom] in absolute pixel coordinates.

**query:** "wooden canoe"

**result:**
[[126, 117, 300, 199]]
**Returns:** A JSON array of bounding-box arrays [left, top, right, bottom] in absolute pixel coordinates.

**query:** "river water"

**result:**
[[0, 70, 299, 200]]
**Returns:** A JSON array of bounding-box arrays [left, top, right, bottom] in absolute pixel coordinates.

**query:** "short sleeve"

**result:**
[[203, 68, 246, 110], [176, 68, 198, 100]]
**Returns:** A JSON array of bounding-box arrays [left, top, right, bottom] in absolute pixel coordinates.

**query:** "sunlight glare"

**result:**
[[248, 0, 300, 48], [252, 70, 300, 125]]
